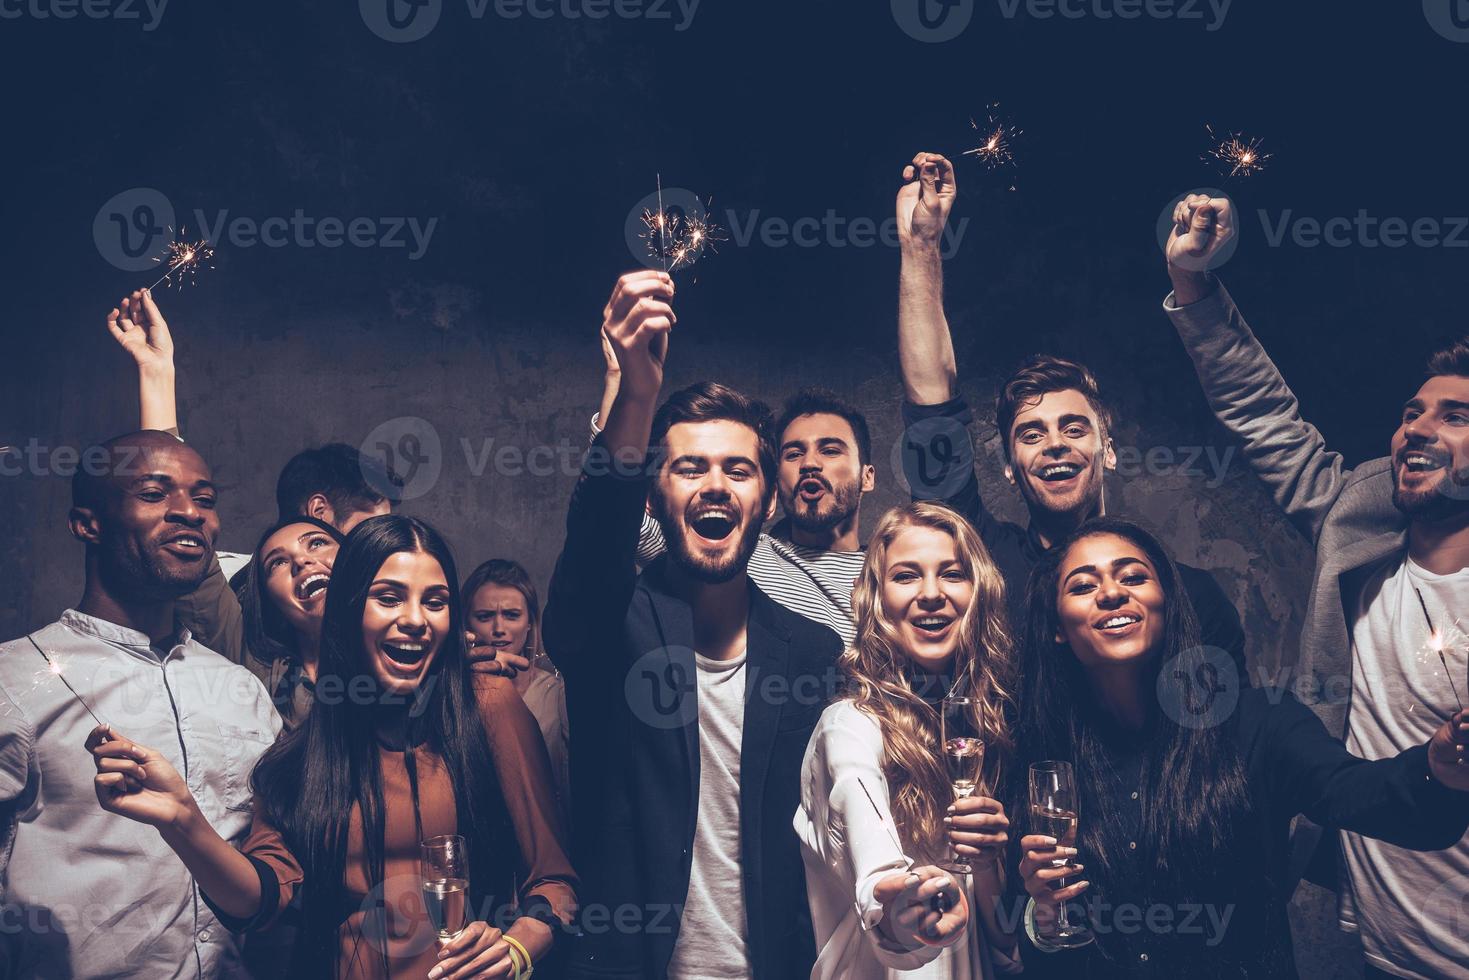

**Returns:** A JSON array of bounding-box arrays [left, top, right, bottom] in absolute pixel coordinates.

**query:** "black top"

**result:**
[[900, 397, 1247, 681], [1013, 688, 1469, 979], [542, 441, 844, 980]]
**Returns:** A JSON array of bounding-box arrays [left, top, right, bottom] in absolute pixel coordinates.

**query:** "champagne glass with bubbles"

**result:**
[[1028, 761, 1094, 948], [421, 834, 470, 943], [939, 696, 983, 874]]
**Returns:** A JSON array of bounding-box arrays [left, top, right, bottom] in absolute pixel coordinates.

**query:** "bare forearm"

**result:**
[[159, 804, 263, 920], [600, 382, 658, 468], [1167, 266, 1218, 308], [138, 363, 179, 434], [969, 862, 1019, 955], [597, 371, 620, 432], [898, 245, 957, 405]]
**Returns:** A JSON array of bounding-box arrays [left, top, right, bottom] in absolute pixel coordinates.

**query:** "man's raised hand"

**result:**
[[601, 271, 675, 399], [897, 153, 957, 251], [1166, 194, 1234, 302]]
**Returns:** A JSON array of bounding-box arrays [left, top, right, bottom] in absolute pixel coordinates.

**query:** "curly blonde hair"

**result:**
[[840, 501, 1015, 857]]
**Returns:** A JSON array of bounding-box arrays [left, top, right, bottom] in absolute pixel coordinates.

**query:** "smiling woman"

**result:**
[[87, 515, 578, 980], [1007, 517, 1469, 978]]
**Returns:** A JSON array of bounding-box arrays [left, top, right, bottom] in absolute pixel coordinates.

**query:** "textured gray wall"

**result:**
[[2, 276, 1370, 975]]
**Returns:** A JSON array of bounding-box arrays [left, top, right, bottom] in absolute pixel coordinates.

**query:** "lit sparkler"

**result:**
[[1416, 591, 1466, 714], [25, 636, 106, 727], [147, 228, 215, 290], [640, 177, 727, 273], [962, 106, 1021, 170], [1204, 126, 1271, 180]]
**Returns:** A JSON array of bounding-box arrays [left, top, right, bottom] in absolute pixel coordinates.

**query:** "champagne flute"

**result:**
[[939, 696, 984, 875], [1028, 761, 1093, 948], [421, 834, 470, 943]]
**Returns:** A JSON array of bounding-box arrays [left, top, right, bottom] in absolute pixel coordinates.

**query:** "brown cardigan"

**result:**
[[230, 675, 577, 979]]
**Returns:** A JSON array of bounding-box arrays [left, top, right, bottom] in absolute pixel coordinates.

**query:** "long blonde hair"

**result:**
[[841, 501, 1016, 856]]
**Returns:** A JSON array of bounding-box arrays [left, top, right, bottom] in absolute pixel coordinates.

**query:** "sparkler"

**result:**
[[146, 228, 215, 290], [25, 635, 105, 727], [640, 177, 727, 274], [1204, 126, 1271, 180], [1416, 591, 1466, 714], [962, 105, 1021, 171]]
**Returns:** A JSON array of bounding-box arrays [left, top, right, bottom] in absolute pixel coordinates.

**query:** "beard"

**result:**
[[1392, 461, 1469, 523], [651, 490, 765, 585], [97, 535, 211, 601], [780, 474, 862, 535]]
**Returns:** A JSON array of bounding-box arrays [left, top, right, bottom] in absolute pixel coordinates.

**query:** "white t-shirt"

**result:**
[[667, 650, 752, 979], [1340, 555, 1469, 979]]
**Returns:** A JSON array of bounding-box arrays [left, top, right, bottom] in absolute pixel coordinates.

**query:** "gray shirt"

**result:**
[[667, 650, 751, 979], [0, 610, 281, 978]]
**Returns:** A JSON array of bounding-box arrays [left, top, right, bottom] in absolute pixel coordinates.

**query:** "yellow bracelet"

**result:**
[[504, 935, 533, 980]]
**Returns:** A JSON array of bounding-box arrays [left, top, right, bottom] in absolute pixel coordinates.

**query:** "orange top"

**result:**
[[236, 675, 577, 979]]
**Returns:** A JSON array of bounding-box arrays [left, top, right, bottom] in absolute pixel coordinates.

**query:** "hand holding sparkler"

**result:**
[[872, 865, 969, 949], [1427, 709, 1469, 790], [601, 271, 675, 400], [897, 152, 957, 252], [107, 289, 174, 374], [1166, 193, 1235, 294], [87, 725, 198, 830]]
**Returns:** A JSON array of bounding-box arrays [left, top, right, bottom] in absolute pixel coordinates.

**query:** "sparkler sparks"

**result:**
[[147, 228, 215, 290], [25, 635, 105, 727], [640, 178, 727, 273], [1420, 624, 1467, 715], [962, 106, 1021, 170], [1204, 126, 1271, 180]]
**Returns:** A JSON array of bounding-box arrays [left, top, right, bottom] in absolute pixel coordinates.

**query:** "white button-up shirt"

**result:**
[[0, 609, 281, 978]]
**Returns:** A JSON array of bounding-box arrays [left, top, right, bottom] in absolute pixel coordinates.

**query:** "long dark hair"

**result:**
[[1010, 518, 1263, 972], [251, 515, 516, 976], [238, 516, 343, 668]]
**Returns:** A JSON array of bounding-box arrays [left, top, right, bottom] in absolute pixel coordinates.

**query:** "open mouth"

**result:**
[[294, 573, 330, 601], [381, 640, 428, 672], [1036, 462, 1083, 483], [1401, 451, 1448, 474], [911, 615, 954, 636], [1095, 613, 1142, 634], [798, 477, 828, 502], [690, 508, 737, 542], [161, 532, 207, 558]]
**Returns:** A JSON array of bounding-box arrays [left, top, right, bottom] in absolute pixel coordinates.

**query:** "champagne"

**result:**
[[945, 736, 984, 797], [423, 877, 469, 939], [1031, 804, 1078, 868]]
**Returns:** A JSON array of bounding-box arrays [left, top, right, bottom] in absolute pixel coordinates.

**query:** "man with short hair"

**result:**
[[545, 271, 844, 979], [1164, 192, 1469, 979], [894, 154, 1245, 667], [0, 430, 280, 978], [271, 442, 397, 532]]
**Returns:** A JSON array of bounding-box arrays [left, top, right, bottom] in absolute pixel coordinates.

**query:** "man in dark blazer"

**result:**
[[544, 270, 843, 980]]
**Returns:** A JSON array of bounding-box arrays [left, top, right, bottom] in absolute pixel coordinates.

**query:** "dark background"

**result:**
[[3, 2, 1465, 974]]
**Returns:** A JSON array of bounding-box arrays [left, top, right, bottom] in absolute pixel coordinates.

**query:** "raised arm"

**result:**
[[1163, 195, 1349, 543], [106, 289, 177, 435], [542, 272, 675, 675], [897, 153, 959, 406]]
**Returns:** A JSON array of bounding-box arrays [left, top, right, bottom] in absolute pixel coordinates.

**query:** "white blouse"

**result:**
[[794, 700, 1019, 980]]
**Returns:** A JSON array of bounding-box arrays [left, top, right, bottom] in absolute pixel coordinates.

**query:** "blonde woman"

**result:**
[[796, 502, 1021, 978]]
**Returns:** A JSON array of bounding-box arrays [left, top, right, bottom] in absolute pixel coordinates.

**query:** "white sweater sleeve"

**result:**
[[812, 703, 947, 971]]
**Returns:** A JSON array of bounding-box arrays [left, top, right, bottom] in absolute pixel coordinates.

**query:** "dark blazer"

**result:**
[[544, 448, 842, 980]]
